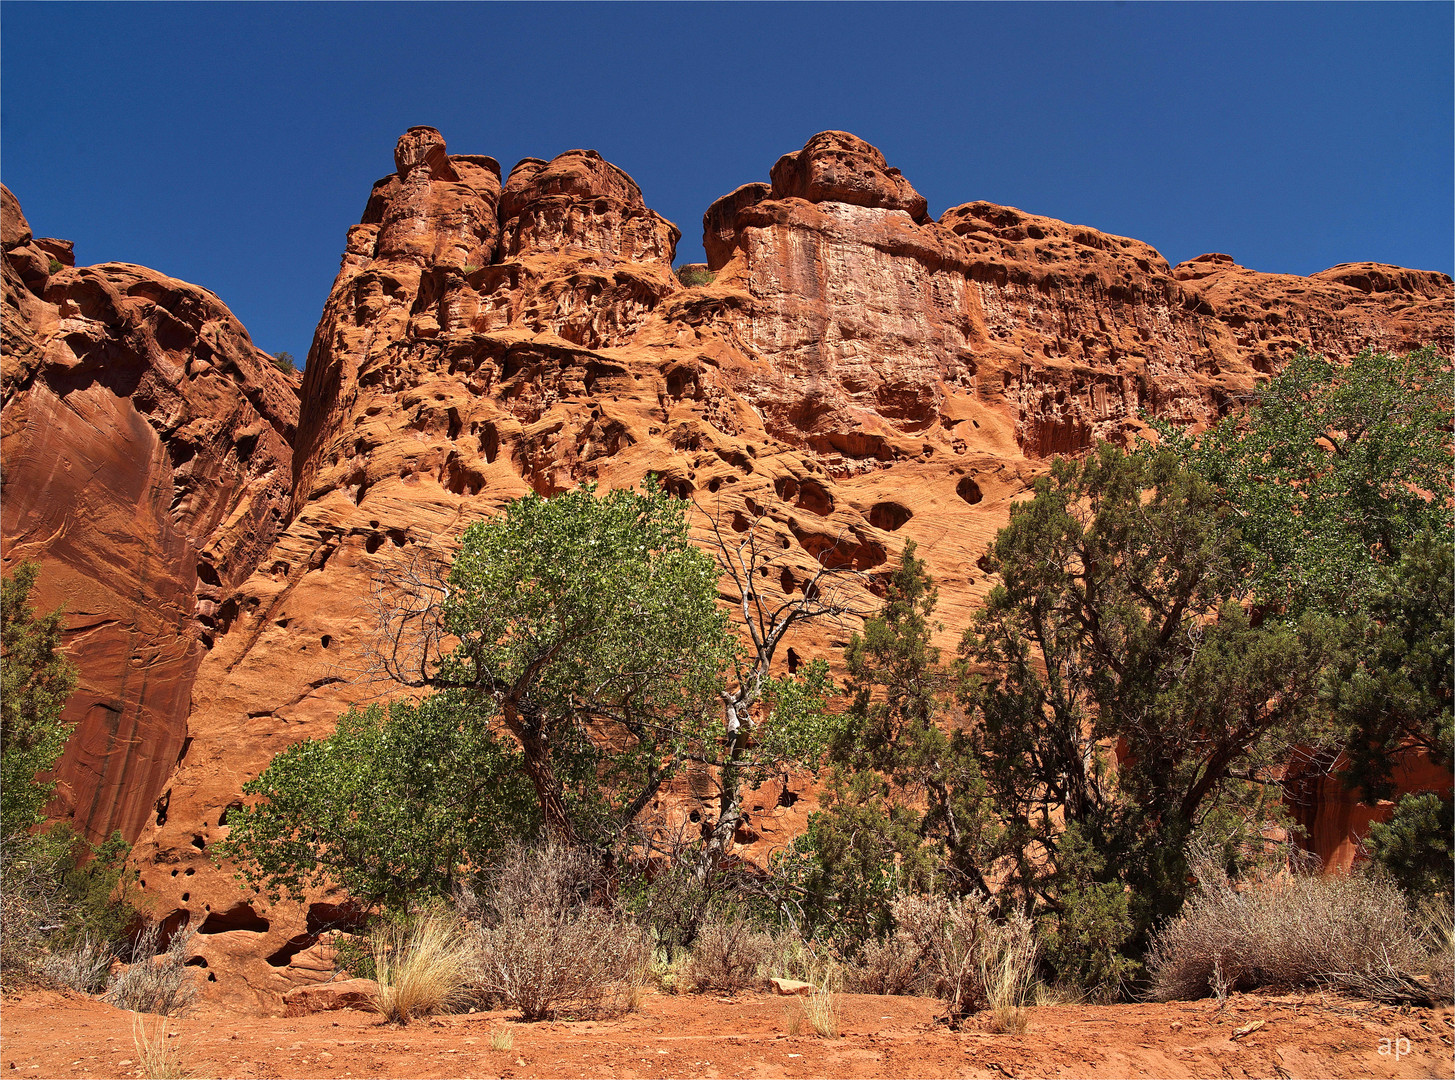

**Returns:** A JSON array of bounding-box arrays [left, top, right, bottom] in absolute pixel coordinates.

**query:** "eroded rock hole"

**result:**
[[956, 477, 984, 505], [266, 934, 317, 968], [198, 903, 270, 935], [868, 502, 913, 531]]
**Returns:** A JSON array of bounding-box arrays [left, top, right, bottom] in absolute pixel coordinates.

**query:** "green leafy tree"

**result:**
[[377, 481, 739, 848], [219, 693, 537, 910], [1151, 346, 1451, 617], [955, 444, 1330, 990], [2, 562, 77, 840], [1155, 346, 1452, 889], [785, 543, 994, 950], [1324, 530, 1453, 802], [271, 351, 297, 374]]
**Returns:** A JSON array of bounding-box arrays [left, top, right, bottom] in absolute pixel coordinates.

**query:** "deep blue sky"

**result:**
[[3, 3, 1451, 362]]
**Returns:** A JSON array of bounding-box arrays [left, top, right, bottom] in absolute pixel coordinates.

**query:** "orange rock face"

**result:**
[[1, 184, 299, 846], [2, 130, 1450, 1007]]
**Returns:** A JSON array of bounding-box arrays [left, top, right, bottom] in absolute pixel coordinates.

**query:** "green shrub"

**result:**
[[1365, 792, 1454, 904], [674, 265, 714, 287], [2, 561, 77, 841]]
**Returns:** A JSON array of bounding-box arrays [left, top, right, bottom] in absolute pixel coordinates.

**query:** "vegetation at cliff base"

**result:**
[[1, 563, 141, 988], [221, 346, 1451, 1016]]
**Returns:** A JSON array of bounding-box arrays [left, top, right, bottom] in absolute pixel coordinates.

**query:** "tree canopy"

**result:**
[[1151, 345, 1451, 617], [220, 693, 537, 909]]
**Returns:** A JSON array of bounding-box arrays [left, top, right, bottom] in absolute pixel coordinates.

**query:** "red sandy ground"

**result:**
[[2, 988, 1451, 1079]]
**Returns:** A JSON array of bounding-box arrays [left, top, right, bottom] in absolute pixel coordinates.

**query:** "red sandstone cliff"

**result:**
[[2, 131, 1449, 1007], [1, 184, 299, 846]]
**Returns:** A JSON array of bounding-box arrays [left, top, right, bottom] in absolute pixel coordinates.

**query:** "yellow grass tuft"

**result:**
[[131, 1012, 193, 1080], [371, 912, 477, 1023]]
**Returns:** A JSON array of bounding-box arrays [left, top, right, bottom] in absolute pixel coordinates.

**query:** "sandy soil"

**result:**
[[2, 987, 1450, 1080]]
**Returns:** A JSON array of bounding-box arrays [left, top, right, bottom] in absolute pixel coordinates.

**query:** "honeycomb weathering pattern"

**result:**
[[1, 128, 1450, 1007]]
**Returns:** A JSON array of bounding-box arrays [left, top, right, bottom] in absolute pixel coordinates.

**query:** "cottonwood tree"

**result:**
[[364, 482, 859, 868], [219, 693, 537, 910], [370, 481, 734, 849]]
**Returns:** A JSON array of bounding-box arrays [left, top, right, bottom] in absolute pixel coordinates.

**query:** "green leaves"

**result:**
[[1, 562, 77, 841], [436, 481, 735, 845], [955, 442, 1333, 971], [1151, 346, 1452, 618], [219, 693, 537, 911]]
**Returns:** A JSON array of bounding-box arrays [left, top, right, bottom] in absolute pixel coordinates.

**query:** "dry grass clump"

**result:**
[[488, 1026, 514, 1052], [686, 915, 774, 993], [979, 911, 1037, 1034], [470, 844, 650, 1021], [1419, 900, 1455, 1003], [131, 1012, 195, 1080], [43, 935, 115, 993], [371, 912, 478, 1023], [1148, 872, 1441, 1004], [105, 925, 197, 1016], [797, 982, 840, 1038], [845, 894, 1038, 1026]]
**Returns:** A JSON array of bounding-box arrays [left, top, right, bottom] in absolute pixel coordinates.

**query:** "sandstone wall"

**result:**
[[1, 185, 299, 845], [2, 130, 1449, 1008]]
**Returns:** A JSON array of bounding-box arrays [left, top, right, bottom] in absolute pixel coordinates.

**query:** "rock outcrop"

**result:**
[[1, 184, 298, 845], [2, 130, 1449, 1008]]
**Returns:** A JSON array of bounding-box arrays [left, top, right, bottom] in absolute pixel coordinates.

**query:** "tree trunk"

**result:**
[[696, 693, 747, 881], [503, 700, 580, 847]]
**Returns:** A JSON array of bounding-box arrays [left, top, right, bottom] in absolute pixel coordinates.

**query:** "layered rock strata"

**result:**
[[2, 129, 1449, 1007]]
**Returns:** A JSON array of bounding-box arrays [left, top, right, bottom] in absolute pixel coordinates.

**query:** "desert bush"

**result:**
[[43, 935, 116, 993], [1147, 871, 1436, 1003], [105, 924, 198, 1016], [850, 925, 935, 996], [371, 910, 477, 1022], [469, 844, 650, 1020], [0, 841, 62, 983], [685, 914, 774, 993], [845, 893, 1037, 1024]]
